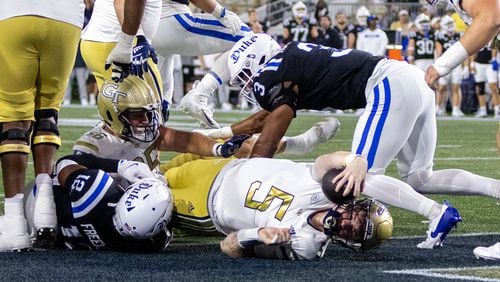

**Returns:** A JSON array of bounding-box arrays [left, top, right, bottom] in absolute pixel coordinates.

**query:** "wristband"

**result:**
[[433, 41, 469, 76], [236, 228, 262, 249], [344, 153, 362, 166], [211, 3, 225, 18], [212, 143, 222, 157], [117, 32, 135, 49]]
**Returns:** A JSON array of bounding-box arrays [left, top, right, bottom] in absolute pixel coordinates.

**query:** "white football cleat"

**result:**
[[0, 215, 30, 252], [474, 243, 500, 260], [417, 201, 461, 249], [33, 174, 57, 247], [178, 81, 220, 129]]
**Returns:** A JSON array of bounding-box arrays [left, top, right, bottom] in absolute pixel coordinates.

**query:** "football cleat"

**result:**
[[417, 201, 462, 249], [0, 215, 31, 252], [473, 243, 500, 260], [178, 81, 220, 129]]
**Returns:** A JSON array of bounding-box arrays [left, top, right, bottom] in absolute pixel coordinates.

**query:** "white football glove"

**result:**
[[105, 32, 134, 82], [211, 3, 241, 35], [117, 160, 156, 184], [193, 126, 234, 139]]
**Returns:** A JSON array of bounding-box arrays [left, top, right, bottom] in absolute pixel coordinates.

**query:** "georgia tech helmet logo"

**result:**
[[231, 35, 259, 64], [102, 82, 127, 104]]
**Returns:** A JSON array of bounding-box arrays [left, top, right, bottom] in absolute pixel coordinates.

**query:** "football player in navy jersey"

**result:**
[[1, 154, 174, 252], [224, 34, 500, 249], [435, 15, 466, 117], [408, 14, 437, 72], [347, 6, 370, 49], [282, 1, 318, 44]]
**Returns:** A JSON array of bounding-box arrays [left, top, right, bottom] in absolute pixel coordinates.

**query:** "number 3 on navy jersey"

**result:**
[[253, 82, 265, 96], [296, 42, 352, 57]]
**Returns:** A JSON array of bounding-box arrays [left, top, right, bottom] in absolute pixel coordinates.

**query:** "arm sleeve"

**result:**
[[57, 153, 120, 173]]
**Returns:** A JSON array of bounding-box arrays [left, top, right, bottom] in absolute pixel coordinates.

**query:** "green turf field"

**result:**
[[0, 107, 499, 280]]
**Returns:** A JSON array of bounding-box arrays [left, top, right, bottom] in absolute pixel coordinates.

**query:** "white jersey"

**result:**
[[73, 122, 160, 173], [356, 28, 389, 57], [161, 0, 191, 18], [209, 158, 334, 260], [0, 0, 85, 28], [81, 0, 161, 42]]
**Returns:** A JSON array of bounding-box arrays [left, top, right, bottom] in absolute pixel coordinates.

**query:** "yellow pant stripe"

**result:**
[[33, 135, 61, 147], [0, 144, 30, 154]]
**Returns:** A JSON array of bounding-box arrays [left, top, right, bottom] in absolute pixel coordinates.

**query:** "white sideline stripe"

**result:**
[[384, 266, 500, 281]]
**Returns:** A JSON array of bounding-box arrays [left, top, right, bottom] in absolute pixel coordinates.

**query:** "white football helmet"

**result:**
[[227, 34, 281, 103], [356, 6, 370, 27], [292, 1, 307, 19], [414, 13, 431, 32], [440, 15, 455, 36], [113, 178, 173, 239]]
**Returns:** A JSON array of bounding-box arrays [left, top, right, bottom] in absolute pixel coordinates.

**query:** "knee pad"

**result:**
[[476, 82, 486, 96], [32, 109, 61, 148], [404, 169, 432, 193], [0, 127, 31, 155]]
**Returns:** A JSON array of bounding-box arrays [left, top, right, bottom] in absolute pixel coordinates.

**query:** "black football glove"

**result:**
[[215, 134, 251, 158]]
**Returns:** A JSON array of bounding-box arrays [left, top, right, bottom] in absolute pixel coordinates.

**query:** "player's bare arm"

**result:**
[[460, 0, 500, 55], [156, 127, 219, 156], [113, 0, 124, 25], [250, 104, 294, 158], [220, 227, 291, 258]]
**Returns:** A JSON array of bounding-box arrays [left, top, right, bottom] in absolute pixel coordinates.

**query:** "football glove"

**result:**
[[105, 32, 134, 83], [492, 59, 498, 71], [213, 134, 251, 157], [211, 3, 240, 35], [162, 99, 170, 122], [117, 160, 156, 184], [131, 35, 158, 79]]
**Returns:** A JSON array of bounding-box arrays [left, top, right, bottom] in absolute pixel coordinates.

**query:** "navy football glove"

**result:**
[[131, 35, 158, 79], [214, 134, 251, 158]]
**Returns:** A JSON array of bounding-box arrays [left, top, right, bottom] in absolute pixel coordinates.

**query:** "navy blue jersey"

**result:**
[[436, 32, 461, 52], [54, 169, 169, 252], [283, 17, 318, 43], [252, 42, 383, 113], [171, 0, 189, 4], [475, 47, 492, 64], [409, 31, 436, 60]]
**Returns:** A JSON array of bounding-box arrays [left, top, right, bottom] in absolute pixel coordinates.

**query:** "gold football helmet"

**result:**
[[323, 198, 393, 251], [98, 76, 162, 142]]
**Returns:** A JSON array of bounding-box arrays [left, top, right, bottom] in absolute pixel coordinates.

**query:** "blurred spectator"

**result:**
[[246, 9, 268, 33], [347, 6, 370, 49], [471, 47, 499, 118], [389, 9, 412, 37], [64, 47, 89, 106], [333, 11, 352, 48], [314, 0, 329, 23], [316, 15, 342, 49], [283, 1, 318, 44], [356, 16, 388, 57]]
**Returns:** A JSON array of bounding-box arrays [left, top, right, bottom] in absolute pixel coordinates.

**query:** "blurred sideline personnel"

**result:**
[[472, 38, 500, 262], [106, 0, 250, 129], [435, 15, 466, 117], [226, 34, 500, 249], [282, 1, 318, 44], [74, 76, 249, 175], [471, 46, 499, 118], [356, 16, 388, 57], [347, 6, 370, 49], [0, 0, 85, 251], [424, 0, 500, 88], [152, 0, 252, 128], [408, 14, 436, 72], [81, 0, 163, 102], [0, 155, 172, 251], [164, 152, 393, 259]]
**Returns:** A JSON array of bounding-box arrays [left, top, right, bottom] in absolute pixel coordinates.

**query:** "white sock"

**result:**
[[35, 173, 53, 198], [364, 174, 441, 220], [4, 194, 24, 217], [282, 136, 307, 155], [197, 51, 230, 96]]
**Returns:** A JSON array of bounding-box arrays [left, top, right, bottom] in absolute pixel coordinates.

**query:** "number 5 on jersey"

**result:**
[[244, 181, 294, 221]]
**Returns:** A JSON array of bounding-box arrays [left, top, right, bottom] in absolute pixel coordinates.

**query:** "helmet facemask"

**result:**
[[230, 62, 257, 104], [118, 107, 160, 143], [323, 199, 393, 251]]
